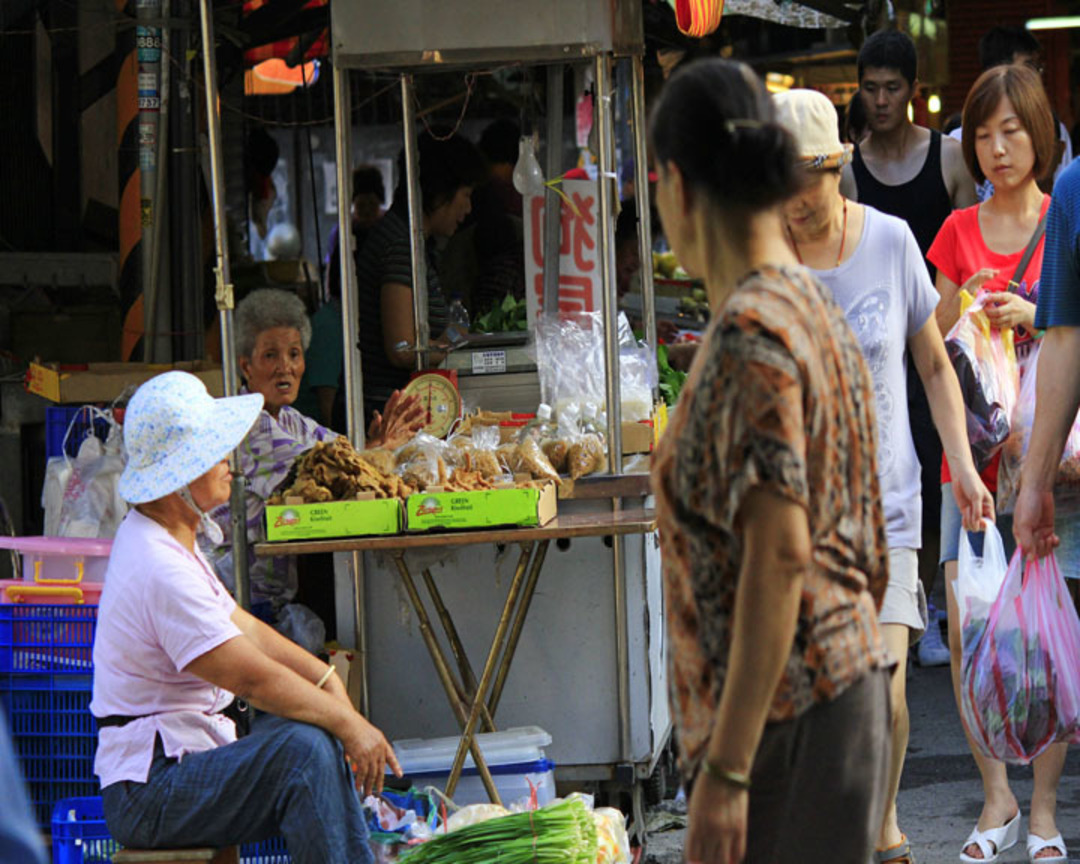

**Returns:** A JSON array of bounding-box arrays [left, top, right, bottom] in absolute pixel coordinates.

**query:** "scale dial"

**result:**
[[403, 372, 462, 439]]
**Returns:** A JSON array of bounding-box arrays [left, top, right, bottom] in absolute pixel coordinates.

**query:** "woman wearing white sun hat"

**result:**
[[90, 371, 400, 863], [773, 88, 994, 864]]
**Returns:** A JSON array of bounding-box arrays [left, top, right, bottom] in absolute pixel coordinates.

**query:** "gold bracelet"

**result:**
[[701, 760, 751, 790], [316, 665, 336, 689]]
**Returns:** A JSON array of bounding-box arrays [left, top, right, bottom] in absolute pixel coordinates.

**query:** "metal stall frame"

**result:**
[[197, 0, 662, 791]]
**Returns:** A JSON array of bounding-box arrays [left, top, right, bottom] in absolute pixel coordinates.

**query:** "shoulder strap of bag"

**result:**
[[1007, 211, 1048, 292]]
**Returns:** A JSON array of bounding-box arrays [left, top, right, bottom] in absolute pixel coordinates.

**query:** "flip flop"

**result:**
[[875, 834, 915, 863], [959, 811, 1021, 863], [1026, 833, 1067, 864]]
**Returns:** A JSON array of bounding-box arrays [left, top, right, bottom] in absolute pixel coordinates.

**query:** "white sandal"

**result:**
[[959, 811, 1021, 863], [1026, 833, 1067, 863]]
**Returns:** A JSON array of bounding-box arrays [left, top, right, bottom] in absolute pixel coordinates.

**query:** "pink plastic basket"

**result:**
[[0, 536, 111, 585]]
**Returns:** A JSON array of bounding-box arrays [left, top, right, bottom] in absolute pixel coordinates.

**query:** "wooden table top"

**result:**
[[254, 507, 657, 557]]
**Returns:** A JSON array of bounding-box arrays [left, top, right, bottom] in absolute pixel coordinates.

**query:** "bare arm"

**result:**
[[943, 136, 977, 209], [1015, 327, 1080, 556], [186, 610, 402, 794], [685, 487, 808, 864], [909, 315, 994, 530], [381, 282, 447, 370]]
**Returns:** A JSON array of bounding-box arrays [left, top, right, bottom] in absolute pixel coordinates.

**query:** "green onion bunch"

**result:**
[[400, 797, 598, 864]]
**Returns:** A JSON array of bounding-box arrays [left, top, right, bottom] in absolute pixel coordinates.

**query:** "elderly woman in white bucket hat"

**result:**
[[90, 371, 400, 863], [774, 88, 993, 864]]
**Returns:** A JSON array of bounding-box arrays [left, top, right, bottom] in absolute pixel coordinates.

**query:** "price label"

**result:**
[[471, 350, 507, 375]]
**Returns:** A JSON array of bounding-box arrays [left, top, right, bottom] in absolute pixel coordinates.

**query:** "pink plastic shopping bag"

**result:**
[[961, 548, 1080, 764]]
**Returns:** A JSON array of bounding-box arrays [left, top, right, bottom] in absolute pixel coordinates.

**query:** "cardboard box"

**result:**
[[26, 361, 225, 403], [621, 420, 655, 454], [265, 498, 403, 541], [406, 483, 556, 532]]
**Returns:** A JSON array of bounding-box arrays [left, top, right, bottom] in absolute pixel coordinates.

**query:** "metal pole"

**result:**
[[542, 64, 564, 318], [597, 52, 632, 764], [400, 74, 430, 370], [595, 54, 622, 471], [139, 0, 163, 361], [332, 63, 370, 714], [146, 0, 172, 363], [198, 0, 249, 609], [630, 54, 658, 367]]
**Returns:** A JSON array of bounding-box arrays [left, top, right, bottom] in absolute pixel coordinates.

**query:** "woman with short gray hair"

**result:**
[[207, 288, 422, 628]]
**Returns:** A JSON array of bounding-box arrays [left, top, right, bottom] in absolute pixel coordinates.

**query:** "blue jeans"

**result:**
[[102, 714, 371, 864]]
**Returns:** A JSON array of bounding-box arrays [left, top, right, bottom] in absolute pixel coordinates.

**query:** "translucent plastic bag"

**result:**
[[998, 347, 1080, 515], [47, 408, 128, 538], [954, 520, 1008, 640], [960, 548, 1080, 764], [944, 293, 1019, 473]]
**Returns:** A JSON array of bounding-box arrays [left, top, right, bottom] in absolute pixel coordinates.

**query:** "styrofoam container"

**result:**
[[392, 726, 552, 774], [407, 758, 557, 808], [0, 537, 112, 585]]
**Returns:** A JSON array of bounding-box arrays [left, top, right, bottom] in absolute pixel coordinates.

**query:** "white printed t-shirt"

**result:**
[[91, 509, 242, 788], [811, 206, 939, 549]]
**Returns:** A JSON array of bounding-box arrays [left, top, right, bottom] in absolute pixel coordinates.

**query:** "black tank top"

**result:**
[[852, 130, 952, 279]]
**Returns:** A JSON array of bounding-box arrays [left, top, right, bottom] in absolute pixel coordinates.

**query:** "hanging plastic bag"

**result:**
[[960, 547, 1080, 764], [998, 346, 1080, 515], [954, 520, 1008, 645], [944, 293, 1019, 473], [275, 602, 326, 655], [46, 407, 128, 538]]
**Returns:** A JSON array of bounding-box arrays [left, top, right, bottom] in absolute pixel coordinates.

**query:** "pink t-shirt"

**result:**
[[91, 510, 243, 788]]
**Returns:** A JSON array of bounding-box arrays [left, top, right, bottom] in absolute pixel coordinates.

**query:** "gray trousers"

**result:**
[[745, 667, 892, 863]]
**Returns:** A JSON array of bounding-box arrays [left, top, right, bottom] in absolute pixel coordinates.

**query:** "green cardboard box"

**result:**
[[406, 483, 557, 532], [265, 499, 402, 541]]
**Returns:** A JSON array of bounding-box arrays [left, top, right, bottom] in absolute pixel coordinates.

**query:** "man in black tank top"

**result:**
[[842, 32, 976, 624]]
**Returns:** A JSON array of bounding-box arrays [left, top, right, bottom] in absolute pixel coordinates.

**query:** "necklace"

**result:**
[[790, 197, 848, 268]]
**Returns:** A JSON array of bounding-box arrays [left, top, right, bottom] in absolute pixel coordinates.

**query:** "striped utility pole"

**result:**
[[117, 0, 143, 361]]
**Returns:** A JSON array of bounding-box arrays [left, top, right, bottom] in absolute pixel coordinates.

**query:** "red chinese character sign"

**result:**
[[523, 179, 603, 329]]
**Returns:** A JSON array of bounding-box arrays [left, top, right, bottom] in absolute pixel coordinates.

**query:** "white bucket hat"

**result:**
[[773, 89, 853, 171], [119, 371, 263, 504]]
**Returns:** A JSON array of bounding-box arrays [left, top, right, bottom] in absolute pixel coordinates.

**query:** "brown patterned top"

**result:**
[[652, 265, 890, 776]]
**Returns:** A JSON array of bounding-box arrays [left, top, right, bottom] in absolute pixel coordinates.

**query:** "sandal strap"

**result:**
[[875, 836, 914, 863], [1026, 833, 1066, 858], [961, 830, 997, 862]]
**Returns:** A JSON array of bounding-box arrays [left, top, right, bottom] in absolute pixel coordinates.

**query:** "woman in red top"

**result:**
[[927, 63, 1068, 864]]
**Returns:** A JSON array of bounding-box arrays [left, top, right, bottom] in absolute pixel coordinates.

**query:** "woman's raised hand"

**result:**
[[983, 292, 1037, 333], [368, 390, 426, 450], [961, 268, 999, 297]]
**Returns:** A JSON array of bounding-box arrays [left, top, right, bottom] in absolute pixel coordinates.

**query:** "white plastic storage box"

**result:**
[[391, 726, 556, 808]]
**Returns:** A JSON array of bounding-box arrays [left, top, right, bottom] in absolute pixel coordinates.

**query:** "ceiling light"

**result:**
[[1026, 16, 1080, 30]]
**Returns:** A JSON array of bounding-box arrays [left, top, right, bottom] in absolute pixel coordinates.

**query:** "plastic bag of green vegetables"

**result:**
[[657, 344, 686, 407], [401, 796, 598, 864], [472, 294, 528, 333]]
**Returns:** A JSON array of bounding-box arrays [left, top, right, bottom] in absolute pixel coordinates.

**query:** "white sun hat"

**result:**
[[772, 88, 853, 171], [119, 371, 264, 504]]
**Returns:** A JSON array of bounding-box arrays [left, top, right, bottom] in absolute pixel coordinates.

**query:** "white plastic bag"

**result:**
[[46, 408, 128, 538], [953, 520, 1008, 642]]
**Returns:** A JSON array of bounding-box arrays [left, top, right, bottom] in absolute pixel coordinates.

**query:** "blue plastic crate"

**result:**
[[0, 604, 97, 674], [4, 673, 97, 828], [50, 797, 291, 863], [51, 797, 119, 864], [45, 406, 112, 460]]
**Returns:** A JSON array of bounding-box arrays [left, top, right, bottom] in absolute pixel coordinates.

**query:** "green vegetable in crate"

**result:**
[[401, 796, 598, 864], [472, 293, 528, 333]]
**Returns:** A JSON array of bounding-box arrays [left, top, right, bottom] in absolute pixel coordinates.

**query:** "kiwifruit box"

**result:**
[[405, 483, 557, 532], [265, 498, 403, 541]]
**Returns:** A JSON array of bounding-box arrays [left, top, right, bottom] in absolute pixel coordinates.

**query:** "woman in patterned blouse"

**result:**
[[650, 59, 894, 863]]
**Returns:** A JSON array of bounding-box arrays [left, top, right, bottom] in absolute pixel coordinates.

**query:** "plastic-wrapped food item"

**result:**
[[395, 433, 451, 490], [518, 437, 560, 483], [518, 403, 557, 443], [541, 439, 569, 474], [568, 434, 606, 480], [593, 808, 630, 864], [944, 294, 1019, 473], [357, 448, 396, 477], [445, 803, 510, 833], [469, 425, 506, 480]]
